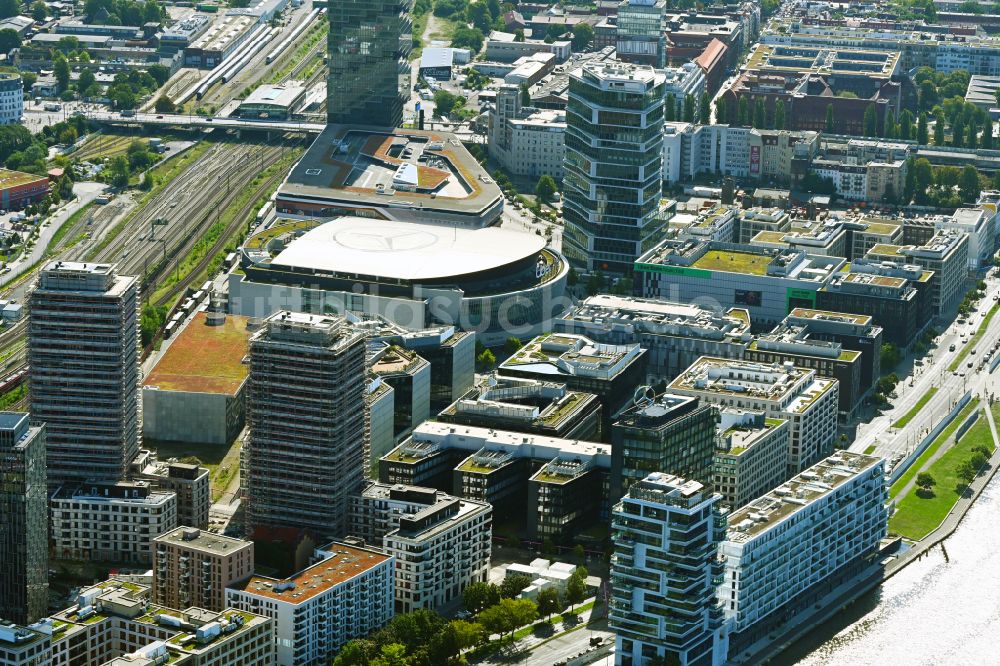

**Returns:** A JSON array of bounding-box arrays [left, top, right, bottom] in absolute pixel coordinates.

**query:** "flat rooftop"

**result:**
[[669, 356, 811, 402], [279, 124, 503, 218], [561, 294, 753, 335], [746, 44, 899, 78], [144, 312, 250, 395], [235, 542, 390, 603], [154, 527, 250, 556], [788, 308, 872, 326], [693, 249, 772, 275], [267, 217, 544, 281], [726, 452, 882, 541], [0, 168, 47, 188]]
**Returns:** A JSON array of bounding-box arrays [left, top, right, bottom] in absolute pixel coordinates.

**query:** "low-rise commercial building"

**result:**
[[142, 312, 250, 446], [719, 453, 887, 652], [738, 207, 790, 245], [0, 169, 49, 209], [0, 622, 50, 666], [636, 241, 845, 328], [610, 473, 728, 666], [498, 332, 647, 429], [785, 308, 883, 398], [51, 481, 177, 564], [437, 375, 602, 441], [348, 482, 492, 613], [556, 294, 752, 383], [668, 357, 839, 475], [226, 542, 394, 666], [713, 410, 789, 509], [237, 82, 307, 119], [153, 527, 254, 613]]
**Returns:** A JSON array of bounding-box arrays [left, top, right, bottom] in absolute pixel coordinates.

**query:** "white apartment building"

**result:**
[[668, 357, 839, 475], [488, 84, 566, 179], [348, 482, 492, 614], [50, 481, 177, 564], [0, 74, 23, 125], [936, 207, 996, 271], [226, 542, 394, 666], [719, 452, 887, 647], [0, 622, 50, 666], [609, 473, 727, 666], [662, 62, 706, 117], [866, 229, 969, 316]]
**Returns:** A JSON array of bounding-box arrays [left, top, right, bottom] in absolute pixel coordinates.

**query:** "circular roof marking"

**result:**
[[332, 226, 441, 253]]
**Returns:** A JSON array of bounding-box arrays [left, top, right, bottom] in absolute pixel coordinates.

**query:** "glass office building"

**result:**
[[328, 0, 412, 127], [563, 62, 666, 275]]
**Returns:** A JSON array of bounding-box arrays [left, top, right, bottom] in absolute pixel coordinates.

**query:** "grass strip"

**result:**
[[889, 405, 997, 540], [892, 387, 939, 429], [889, 398, 979, 499]]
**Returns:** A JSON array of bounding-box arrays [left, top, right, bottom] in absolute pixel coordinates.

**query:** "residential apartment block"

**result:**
[[348, 482, 492, 613], [713, 410, 789, 509], [610, 473, 727, 666], [243, 312, 367, 539], [488, 83, 566, 179], [719, 453, 887, 651], [28, 261, 139, 486], [50, 480, 177, 564], [153, 527, 254, 612], [131, 450, 211, 530], [226, 542, 394, 666]]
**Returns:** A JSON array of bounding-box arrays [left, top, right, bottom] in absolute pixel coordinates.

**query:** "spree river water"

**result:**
[[776, 471, 1000, 665]]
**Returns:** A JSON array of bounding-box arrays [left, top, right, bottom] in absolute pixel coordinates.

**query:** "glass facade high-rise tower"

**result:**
[[617, 0, 666, 67], [0, 413, 47, 624], [328, 0, 412, 128], [562, 62, 667, 276]]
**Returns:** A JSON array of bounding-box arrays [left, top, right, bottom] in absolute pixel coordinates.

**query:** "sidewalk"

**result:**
[[471, 596, 601, 664]]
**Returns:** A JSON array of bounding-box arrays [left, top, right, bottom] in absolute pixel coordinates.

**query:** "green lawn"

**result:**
[[892, 387, 939, 428], [864, 445, 877, 455], [889, 398, 979, 499], [949, 302, 1000, 372], [889, 405, 997, 540]]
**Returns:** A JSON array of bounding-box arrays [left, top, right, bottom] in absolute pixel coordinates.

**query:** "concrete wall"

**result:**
[[143, 388, 236, 445]]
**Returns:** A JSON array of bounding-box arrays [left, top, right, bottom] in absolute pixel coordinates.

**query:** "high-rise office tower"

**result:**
[[562, 62, 666, 275], [242, 311, 367, 538], [617, 0, 666, 67], [0, 413, 47, 624], [28, 261, 139, 486], [610, 473, 728, 666], [327, 0, 411, 127]]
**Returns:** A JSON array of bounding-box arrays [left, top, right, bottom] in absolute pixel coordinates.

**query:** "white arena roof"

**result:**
[[271, 217, 547, 281]]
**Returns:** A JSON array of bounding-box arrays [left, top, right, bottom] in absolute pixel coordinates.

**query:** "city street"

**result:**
[[850, 275, 1000, 467]]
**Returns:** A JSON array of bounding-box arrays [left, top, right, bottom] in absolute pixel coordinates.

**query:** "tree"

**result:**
[[53, 54, 71, 93], [451, 26, 484, 52], [916, 472, 936, 490], [880, 343, 901, 369], [957, 459, 977, 487], [450, 620, 484, 650], [565, 571, 587, 611], [863, 105, 878, 137], [971, 450, 989, 470], [825, 103, 834, 133], [535, 174, 557, 203], [752, 97, 765, 128], [478, 598, 537, 643], [519, 82, 530, 107], [31, 0, 46, 20], [960, 164, 981, 202], [513, 28, 524, 42], [774, 98, 785, 130], [917, 111, 929, 145], [0, 0, 18, 20], [536, 588, 562, 621], [884, 111, 896, 139], [699, 91, 710, 124], [903, 158, 917, 204], [109, 155, 130, 188], [934, 111, 946, 145], [154, 96, 175, 113], [0, 28, 18, 54], [683, 93, 695, 123], [571, 23, 593, 50], [984, 121, 995, 150], [738, 97, 749, 126], [967, 117, 979, 149], [463, 581, 500, 614], [504, 336, 522, 354], [140, 304, 166, 346], [499, 574, 532, 599], [913, 157, 934, 203], [714, 97, 726, 125], [77, 68, 96, 95], [952, 116, 965, 148], [665, 93, 676, 122], [467, 2, 492, 32], [433, 88, 462, 117], [898, 109, 913, 141]]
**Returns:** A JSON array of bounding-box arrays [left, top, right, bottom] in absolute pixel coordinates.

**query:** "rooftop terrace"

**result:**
[[144, 312, 251, 395]]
